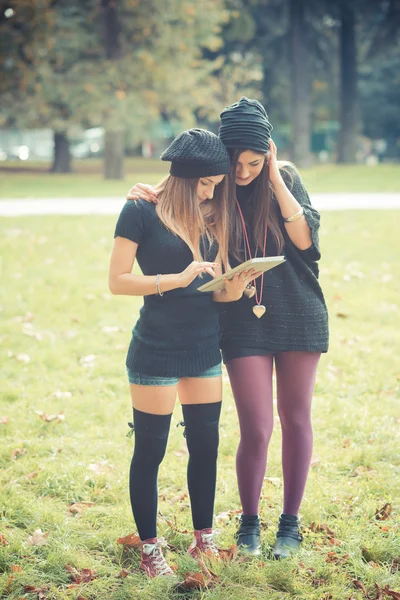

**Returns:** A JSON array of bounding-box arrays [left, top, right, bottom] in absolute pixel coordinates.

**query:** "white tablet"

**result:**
[[197, 256, 285, 293]]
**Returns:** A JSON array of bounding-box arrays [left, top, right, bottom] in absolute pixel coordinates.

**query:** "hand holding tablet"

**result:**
[[197, 256, 285, 293]]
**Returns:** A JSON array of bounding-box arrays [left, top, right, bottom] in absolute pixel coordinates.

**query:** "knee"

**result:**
[[278, 408, 312, 432], [185, 422, 219, 462], [132, 431, 168, 468], [240, 424, 272, 455]]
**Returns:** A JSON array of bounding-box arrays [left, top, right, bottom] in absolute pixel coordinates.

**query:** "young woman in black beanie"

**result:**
[[126, 99, 329, 560], [110, 128, 259, 578]]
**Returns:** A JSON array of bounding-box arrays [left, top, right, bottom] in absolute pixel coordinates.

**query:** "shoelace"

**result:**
[[201, 532, 219, 555], [143, 542, 173, 576]]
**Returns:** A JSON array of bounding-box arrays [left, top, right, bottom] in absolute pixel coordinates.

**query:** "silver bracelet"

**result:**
[[284, 207, 304, 222], [155, 273, 163, 296]]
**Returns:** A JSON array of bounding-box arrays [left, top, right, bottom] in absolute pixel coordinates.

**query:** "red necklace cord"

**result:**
[[236, 199, 267, 306]]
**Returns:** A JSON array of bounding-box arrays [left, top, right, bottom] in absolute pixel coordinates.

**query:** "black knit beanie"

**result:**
[[161, 128, 231, 179], [219, 97, 273, 154]]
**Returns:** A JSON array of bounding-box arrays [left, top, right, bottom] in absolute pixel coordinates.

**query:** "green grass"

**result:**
[[1, 211, 400, 599], [0, 160, 399, 198]]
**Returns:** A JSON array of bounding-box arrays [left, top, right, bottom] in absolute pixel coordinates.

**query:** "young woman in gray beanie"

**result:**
[[127, 100, 329, 559], [110, 128, 259, 578]]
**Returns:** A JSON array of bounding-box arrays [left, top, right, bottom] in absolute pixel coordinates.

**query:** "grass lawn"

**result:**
[[0, 159, 399, 198], [1, 210, 399, 599]]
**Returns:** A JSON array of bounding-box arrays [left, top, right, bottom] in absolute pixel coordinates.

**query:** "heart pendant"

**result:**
[[244, 285, 256, 299], [253, 305, 266, 318]]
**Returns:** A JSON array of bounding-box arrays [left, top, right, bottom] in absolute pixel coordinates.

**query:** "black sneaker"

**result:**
[[272, 513, 303, 559], [236, 515, 261, 556]]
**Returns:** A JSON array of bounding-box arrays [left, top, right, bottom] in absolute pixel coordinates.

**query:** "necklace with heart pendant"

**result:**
[[236, 200, 267, 319]]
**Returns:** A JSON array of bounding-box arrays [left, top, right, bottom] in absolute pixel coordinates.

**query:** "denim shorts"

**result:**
[[127, 363, 222, 386]]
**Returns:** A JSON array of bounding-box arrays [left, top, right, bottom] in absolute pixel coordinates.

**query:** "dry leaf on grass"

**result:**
[[215, 508, 242, 522], [116, 533, 141, 548], [27, 529, 48, 546], [391, 557, 400, 573], [65, 565, 97, 585], [0, 416, 9, 424], [326, 551, 349, 564], [381, 586, 400, 600], [23, 585, 49, 599], [117, 569, 130, 578], [352, 579, 368, 596], [0, 534, 7, 546], [26, 470, 41, 480], [87, 461, 112, 474], [11, 565, 22, 573], [175, 569, 220, 592], [309, 522, 335, 537], [375, 503, 393, 521], [68, 502, 95, 516], [218, 544, 238, 562], [35, 410, 65, 423], [11, 448, 26, 460]]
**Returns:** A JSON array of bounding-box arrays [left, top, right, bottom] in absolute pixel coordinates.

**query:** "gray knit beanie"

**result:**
[[219, 97, 273, 154], [161, 128, 231, 179]]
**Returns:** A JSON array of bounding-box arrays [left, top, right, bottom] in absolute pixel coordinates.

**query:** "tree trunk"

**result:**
[[102, 0, 125, 179], [289, 0, 311, 168], [104, 130, 125, 179], [337, 0, 358, 163], [51, 131, 72, 173]]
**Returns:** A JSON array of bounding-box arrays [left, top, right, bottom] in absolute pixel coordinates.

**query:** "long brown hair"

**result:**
[[155, 175, 230, 270], [228, 150, 285, 260]]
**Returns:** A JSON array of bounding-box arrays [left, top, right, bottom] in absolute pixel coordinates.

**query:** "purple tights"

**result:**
[[226, 352, 320, 516]]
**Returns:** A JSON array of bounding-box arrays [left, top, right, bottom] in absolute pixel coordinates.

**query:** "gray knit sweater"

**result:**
[[219, 165, 329, 361]]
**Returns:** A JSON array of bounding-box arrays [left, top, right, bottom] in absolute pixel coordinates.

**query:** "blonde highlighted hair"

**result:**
[[155, 175, 230, 270]]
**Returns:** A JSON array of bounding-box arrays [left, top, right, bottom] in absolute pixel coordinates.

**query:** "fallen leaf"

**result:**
[[68, 502, 95, 516], [35, 410, 65, 423], [26, 470, 41, 480], [382, 586, 400, 600], [218, 544, 238, 562], [350, 465, 377, 478], [352, 579, 368, 596], [326, 552, 349, 564], [375, 583, 384, 600], [23, 586, 49, 599], [117, 568, 130, 578], [0, 416, 9, 424], [309, 523, 335, 537], [11, 448, 26, 460], [391, 557, 400, 573], [215, 508, 242, 522], [375, 503, 392, 521], [310, 455, 321, 467], [65, 565, 97, 584], [87, 461, 111, 474], [0, 534, 7, 546], [336, 312, 349, 319], [11, 565, 22, 573], [27, 529, 48, 546], [116, 533, 141, 548], [175, 571, 219, 591], [343, 438, 351, 448], [329, 537, 341, 546]]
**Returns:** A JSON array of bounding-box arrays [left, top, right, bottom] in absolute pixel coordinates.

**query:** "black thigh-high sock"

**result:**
[[129, 408, 172, 541], [182, 402, 222, 531]]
